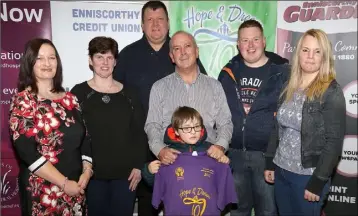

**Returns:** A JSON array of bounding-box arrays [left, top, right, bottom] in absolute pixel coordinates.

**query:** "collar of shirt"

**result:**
[[174, 66, 202, 85], [141, 34, 170, 55]]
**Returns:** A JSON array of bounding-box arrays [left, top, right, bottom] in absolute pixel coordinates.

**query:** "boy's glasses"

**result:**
[[179, 125, 202, 133]]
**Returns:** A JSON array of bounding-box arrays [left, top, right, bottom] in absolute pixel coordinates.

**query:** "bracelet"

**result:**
[[83, 167, 94, 176], [61, 177, 68, 192]]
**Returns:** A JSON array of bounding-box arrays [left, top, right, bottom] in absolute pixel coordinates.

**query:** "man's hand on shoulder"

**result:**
[[158, 147, 181, 165], [207, 144, 225, 160]]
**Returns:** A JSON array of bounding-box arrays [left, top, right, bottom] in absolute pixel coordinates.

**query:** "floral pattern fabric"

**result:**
[[9, 89, 90, 216]]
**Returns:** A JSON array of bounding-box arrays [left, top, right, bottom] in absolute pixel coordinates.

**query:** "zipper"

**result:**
[[242, 118, 247, 151], [235, 66, 277, 152], [235, 85, 247, 151]]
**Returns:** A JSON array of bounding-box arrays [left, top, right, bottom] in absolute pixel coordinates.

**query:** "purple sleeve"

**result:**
[[217, 164, 238, 210], [152, 168, 165, 209]]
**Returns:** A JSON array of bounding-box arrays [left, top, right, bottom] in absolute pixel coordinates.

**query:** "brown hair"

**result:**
[[171, 106, 203, 130], [88, 36, 118, 71], [18, 38, 64, 93], [141, 1, 168, 23], [88, 36, 118, 59], [238, 19, 264, 38]]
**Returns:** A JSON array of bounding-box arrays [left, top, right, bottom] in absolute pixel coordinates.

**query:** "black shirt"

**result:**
[[71, 81, 146, 180]]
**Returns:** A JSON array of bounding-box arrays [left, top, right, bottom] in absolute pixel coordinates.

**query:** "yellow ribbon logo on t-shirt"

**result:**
[[183, 195, 207, 216]]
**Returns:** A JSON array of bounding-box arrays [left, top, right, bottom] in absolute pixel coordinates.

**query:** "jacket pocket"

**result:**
[[307, 102, 324, 127]]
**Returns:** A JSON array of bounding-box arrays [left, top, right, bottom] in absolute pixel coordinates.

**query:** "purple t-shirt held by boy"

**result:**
[[152, 151, 237, 216]]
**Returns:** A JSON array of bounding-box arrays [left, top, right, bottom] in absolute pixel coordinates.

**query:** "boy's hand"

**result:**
[[217, 155, 230, 164], [148, 160, 161, 174]]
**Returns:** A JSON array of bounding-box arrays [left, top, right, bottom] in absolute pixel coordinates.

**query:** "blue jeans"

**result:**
[[274, 166, 330, 216], [87, 179, 136, 216], [229, 149, 277, 216]]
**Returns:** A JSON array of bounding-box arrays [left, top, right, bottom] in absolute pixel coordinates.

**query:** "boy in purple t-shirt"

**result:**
[[142, 106, 237, 215]]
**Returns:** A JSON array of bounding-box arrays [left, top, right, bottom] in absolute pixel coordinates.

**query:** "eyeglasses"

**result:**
[[178, 125, 202, 133]]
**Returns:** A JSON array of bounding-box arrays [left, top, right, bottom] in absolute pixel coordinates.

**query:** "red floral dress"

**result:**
[[9, 89, 92, 216]]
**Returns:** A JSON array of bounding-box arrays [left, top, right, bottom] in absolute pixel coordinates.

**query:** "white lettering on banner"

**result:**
[[0, 63, 20, 69], [184, 5, 255, 29], [0, 3, 43, 22], [2, 88, 18, 95], [328, 195, 356, 203], [0, 51, 23, 60], [282, 42, 296, 53], [1, 204, 20, 209], [335, 41, 358, 52], [0, 163, 19, 203], [330, 186, 348, 194], [328, 186, 356, 204]]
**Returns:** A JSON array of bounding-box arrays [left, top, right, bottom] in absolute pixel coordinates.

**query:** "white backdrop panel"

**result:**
[[51, 1, 144, 90]]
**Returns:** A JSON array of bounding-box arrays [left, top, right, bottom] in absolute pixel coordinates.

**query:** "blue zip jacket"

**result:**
[[218, 51, 290, 152]]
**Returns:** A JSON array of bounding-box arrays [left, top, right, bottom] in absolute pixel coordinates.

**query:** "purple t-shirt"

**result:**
[[152, 152, 237, 216]]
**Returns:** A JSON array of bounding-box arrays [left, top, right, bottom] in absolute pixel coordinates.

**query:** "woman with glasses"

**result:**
[[70, 36, 147, 216]]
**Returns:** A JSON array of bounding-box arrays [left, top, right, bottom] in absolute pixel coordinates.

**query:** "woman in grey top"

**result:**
[[264, 29, 346, 216]]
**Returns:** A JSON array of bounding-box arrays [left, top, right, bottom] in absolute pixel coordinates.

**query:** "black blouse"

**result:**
[[71, 81, 147, 180]]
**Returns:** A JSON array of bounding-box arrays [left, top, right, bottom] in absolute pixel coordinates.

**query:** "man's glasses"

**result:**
[[178, 125, 202, 133]]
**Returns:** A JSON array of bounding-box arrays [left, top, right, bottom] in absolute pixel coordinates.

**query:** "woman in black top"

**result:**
[[71, 36, 147, 216]]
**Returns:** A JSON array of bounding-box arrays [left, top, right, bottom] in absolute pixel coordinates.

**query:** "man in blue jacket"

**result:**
[[218, 19, 289, 216]]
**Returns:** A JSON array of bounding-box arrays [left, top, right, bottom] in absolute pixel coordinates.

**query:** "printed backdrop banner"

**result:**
[[0, 1, 52, 215], [1, 1, 357, 216], [169, 1, 277, 78], [276, 1, 357, 216], [50, 1, 144, 90]]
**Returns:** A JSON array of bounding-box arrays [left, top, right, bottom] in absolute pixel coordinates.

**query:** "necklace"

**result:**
[[93, 80, 113, 104]]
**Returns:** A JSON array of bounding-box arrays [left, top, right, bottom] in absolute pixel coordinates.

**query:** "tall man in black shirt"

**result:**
[[113, 1, 207, 216]]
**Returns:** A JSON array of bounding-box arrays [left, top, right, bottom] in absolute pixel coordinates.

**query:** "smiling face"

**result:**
[[238, 26, 266, 67], [142, 7, 169, 46], [299, 35, 323, 75], [33, 43, 58, 82], [89, 51, 116, 78], [175, 118, 202, 145], [169, 32, 199, 71]]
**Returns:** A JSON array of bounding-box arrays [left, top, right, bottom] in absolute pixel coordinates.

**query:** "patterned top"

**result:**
[[274, 90, 315, 175], [9, 89, 91, 215], [145, 71, 233, 156]]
